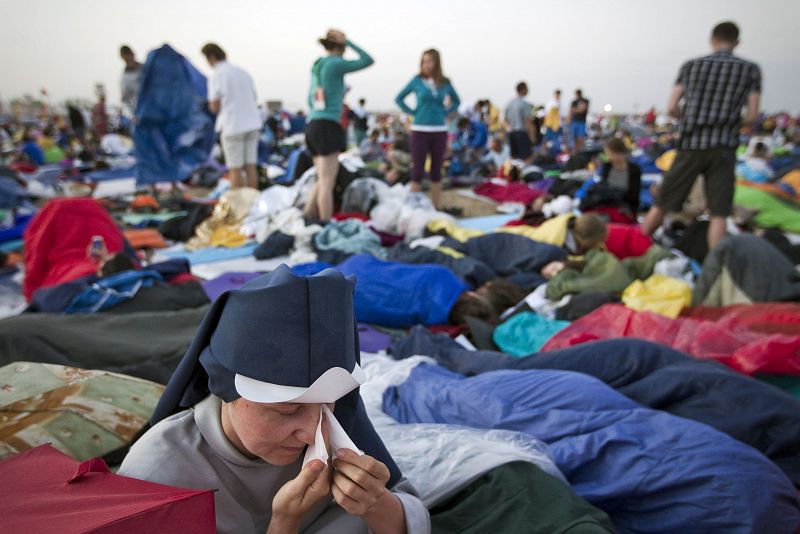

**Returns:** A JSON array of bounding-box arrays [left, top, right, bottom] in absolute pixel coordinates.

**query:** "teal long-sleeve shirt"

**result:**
[[307, 40, 374, 123], [395, 75, 460, 128]]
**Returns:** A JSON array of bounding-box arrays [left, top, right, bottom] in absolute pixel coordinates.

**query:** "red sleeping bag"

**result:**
[[604, 223, 652, 259], [681, 303, 800, 336], [0, 445, 215, 533], [23, 198, 126, 301], [542, 304, 800, 376], [473, 181, 543, 205]]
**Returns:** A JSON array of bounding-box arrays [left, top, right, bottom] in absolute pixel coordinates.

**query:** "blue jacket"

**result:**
[[395, 76, 460, 127]]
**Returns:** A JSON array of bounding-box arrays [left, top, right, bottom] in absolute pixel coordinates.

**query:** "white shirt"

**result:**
[[208, 61, 262, 137]]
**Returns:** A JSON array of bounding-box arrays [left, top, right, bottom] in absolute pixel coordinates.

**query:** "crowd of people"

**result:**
[[2, 19, 800, 534]]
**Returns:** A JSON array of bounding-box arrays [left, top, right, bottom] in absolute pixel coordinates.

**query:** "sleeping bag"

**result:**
[[392, 327, 800, 486], [293, 255, 467, 327], [23, 198, 128, 301], [542, 304, 800, 376], [383, 362, 800, 533], [693, 234, 800, 307]]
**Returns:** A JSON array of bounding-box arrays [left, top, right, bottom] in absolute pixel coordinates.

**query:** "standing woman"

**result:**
[[395, 49, 460, 208], [304, 29, 373, 222]]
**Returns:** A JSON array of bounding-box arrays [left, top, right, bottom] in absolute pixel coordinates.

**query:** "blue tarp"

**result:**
[[384, 362, 800, 533], [134, 44, 215, 185]]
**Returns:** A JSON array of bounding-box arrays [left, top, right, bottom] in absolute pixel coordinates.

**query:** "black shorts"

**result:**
[[655, 147, 736, 217], [509, 130, 533, 160], [305, 119, 347, 156]]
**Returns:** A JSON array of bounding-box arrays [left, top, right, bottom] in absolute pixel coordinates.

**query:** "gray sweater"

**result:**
[[119, 395, 430, 534]]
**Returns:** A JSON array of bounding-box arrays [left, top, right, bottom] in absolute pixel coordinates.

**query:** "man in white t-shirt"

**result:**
[[202, 43, 262, 189]]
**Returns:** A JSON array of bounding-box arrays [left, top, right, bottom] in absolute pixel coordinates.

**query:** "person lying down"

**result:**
[[119, 265, 430, 534]]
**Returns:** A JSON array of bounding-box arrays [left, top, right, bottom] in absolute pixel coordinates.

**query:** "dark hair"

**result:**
[[358, 98, 366, 106], [201, 43, 227, 61], [712, 21, 739, 43], [516, 82, 528, 94], [555, 88, 562, 95], [575, 88, 583, 96], [605, 137, 628, 155], [100, 253, 137, 277], [753, 142, 768, 156], [319, 38, 345, 53], [449, 292, 494, 325], [419, 48, 449, 86], [483, 279, 527, 315], [120, 45, 133, 56]]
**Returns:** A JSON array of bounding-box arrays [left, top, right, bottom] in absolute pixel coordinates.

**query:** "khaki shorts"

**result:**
[[222, 130, 259, 168]]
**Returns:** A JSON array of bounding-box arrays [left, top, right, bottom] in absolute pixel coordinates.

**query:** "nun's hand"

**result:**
[[331, 450, 393, 516], [269, 460, 332, 534]]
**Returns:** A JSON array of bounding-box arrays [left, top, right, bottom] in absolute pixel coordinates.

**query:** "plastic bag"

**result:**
[[622, 273, 692, 318]]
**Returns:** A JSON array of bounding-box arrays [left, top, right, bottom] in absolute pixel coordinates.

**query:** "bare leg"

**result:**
[[410, 181, 422, 193], [244, 164, 258, 189], [228, 167, 243, 188], [430, 181, 442, 209], [640, 206, 665, 236], [707, 216, 726, 251], [303, 182, 319, 220], [314, 153, 339, 222]]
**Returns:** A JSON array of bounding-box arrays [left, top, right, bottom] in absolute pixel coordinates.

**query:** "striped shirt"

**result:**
[[676, 50, 761, 150]]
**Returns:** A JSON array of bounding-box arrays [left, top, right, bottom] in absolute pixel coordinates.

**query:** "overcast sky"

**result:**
[[1, 0, 798, 114]]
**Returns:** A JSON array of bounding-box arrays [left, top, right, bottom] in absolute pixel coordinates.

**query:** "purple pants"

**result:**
[[410, 130, 448, 183]]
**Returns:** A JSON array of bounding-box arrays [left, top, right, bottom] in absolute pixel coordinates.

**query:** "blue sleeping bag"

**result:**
[[383, 362, 800, 533], [134, 44, 215, 185], [293, 255, 467, 327], [392, 328, 800, 486]]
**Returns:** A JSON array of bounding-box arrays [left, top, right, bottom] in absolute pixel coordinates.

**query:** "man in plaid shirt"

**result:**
[[641, 21, 761, 249]]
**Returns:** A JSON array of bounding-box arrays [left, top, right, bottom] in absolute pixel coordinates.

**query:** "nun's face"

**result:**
[[224, 399, 334, 465]]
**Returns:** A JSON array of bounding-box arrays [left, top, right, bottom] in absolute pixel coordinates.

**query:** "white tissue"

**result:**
[[302, 404, 363, 467]]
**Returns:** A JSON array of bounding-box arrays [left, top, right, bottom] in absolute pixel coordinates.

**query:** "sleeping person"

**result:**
[[294, 254, 524, 328]]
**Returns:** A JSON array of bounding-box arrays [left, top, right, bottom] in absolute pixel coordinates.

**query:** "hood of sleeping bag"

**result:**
[[152, 264, 402, 485], [134, 44, 215, 185]]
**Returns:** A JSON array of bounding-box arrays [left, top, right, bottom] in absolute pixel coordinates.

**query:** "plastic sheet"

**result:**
[[360, 353, 564, 507]]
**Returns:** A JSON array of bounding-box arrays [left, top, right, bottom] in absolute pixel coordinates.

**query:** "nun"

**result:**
[[119, 265, 430, 534]]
